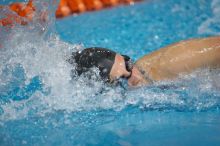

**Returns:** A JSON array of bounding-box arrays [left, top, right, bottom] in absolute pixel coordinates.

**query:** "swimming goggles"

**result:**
[[122, 54, 133, 79]]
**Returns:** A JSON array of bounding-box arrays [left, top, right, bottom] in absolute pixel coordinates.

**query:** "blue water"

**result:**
[[1, 0, 220, 146]]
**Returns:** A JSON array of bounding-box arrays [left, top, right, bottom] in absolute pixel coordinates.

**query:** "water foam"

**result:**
[[0, 0, 220, 123]]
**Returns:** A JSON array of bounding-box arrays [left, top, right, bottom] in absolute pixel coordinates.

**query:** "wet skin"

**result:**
[[109, 36, 220, 87], [109, 54, 149, 87]]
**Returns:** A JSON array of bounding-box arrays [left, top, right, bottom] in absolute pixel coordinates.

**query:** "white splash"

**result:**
[[198, 0, 220, 35], [0, 0, 220, 123]]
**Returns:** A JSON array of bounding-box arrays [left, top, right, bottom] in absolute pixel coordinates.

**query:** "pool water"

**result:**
[[0, 0, 220, 145]]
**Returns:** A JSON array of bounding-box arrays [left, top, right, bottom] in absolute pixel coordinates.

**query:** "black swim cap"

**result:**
[[68, 47, 116, 81]]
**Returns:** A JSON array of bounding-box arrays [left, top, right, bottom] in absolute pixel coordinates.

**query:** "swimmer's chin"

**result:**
[[128, 77, 150, 87]]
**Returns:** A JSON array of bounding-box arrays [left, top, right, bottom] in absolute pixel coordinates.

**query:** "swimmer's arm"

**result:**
[[135, 36, 220, 81]]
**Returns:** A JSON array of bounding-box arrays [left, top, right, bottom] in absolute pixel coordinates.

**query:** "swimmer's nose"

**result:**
[[122, 69, 131, 78], [111, 69, 130, 80], [109, 67, 131, 83]]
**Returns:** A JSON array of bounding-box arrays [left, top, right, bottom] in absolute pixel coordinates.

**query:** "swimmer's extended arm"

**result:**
[[135, 36, 220, 81]]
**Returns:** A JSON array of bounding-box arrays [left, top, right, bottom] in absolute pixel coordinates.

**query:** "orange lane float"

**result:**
[[9, 0, 35, 19], [0, 0, 141, 26], [55, 0, 141, 18], [0, 0, 35, 27]]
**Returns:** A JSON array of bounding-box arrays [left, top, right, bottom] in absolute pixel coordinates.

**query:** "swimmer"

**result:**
[[68, 36, 220, 87]]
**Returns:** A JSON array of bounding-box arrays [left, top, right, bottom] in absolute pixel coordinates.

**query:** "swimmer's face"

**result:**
[[109, 54, 131, 82], [70, 47, 148, 86], [110, 54, 146, 87]]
